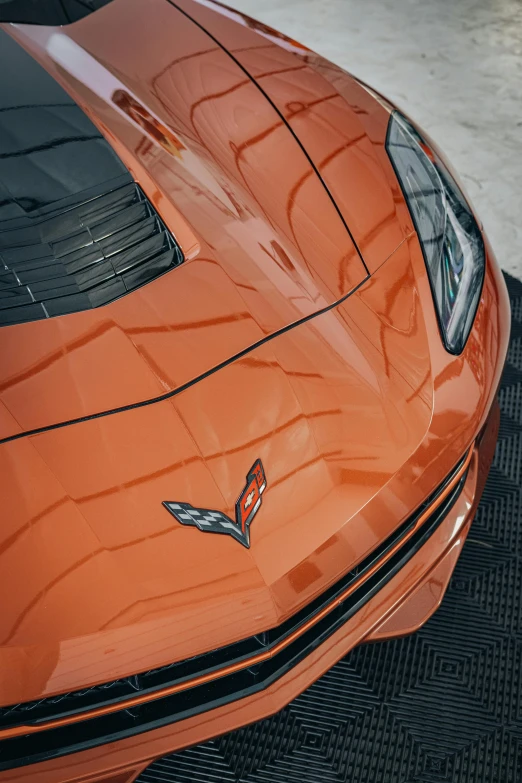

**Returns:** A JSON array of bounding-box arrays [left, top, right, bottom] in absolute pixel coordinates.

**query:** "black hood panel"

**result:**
[[0, 28, 129, 228], [0, 0, 114, 26], [0, 30, 185, 325]]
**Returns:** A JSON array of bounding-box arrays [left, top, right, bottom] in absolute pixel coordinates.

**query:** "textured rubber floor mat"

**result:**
[[138, 273, 522, 783]]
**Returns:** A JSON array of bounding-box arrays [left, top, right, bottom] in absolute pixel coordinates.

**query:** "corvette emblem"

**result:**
[[163, 459, 267, 548]]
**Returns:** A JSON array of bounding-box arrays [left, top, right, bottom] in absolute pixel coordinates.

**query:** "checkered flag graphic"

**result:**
[[163, 501, 246, 546]]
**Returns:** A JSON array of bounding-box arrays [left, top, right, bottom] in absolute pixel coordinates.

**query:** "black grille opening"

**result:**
[[0, 183, 184, 326]]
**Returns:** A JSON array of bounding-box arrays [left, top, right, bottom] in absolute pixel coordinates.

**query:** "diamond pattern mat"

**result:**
[[138, 273, 522, 783]]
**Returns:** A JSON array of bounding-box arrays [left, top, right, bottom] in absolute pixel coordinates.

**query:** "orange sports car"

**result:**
[[0, 0, 510, 781]]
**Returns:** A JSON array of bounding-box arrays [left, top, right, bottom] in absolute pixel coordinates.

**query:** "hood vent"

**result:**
[[0, 183, 184, 327]]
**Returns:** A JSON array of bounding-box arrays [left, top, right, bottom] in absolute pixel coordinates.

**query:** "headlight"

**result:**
[[386, 111, 485, 354]]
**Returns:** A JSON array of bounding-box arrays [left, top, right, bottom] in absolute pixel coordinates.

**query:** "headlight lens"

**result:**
[[386, 111, 485, 354]]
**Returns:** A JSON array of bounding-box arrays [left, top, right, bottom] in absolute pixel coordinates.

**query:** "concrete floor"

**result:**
[[225, 0, 522, 279]]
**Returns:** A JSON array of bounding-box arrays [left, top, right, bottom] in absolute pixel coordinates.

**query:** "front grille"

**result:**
[[0, 452, 469, 770], [0, 183, 183, 326]]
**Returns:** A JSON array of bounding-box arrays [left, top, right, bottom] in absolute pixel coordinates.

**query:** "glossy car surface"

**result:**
[[0, 0, 510, 780]]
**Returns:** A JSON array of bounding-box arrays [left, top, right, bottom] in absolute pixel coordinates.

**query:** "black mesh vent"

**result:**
[[0, 183, 184, 327]]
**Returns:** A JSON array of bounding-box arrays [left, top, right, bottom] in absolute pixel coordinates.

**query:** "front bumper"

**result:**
[[2, 390, 504, 783]]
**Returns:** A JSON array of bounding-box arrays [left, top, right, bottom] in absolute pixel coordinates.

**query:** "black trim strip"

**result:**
[[0, 454, 469, 770], [0, 275, 369, 446]]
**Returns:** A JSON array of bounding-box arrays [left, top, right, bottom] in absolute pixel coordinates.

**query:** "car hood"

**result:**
[[0, 0, 412, 441], [0, 236, 436, 705], [0, 0, 368, 441]]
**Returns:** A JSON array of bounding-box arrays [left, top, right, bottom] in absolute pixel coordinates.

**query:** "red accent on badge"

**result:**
[[234, 459, 267, 541], [250, 458, 267, 493], [237, 475, 260, 532]]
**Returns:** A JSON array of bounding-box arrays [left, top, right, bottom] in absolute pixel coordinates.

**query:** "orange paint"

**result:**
[[0, 0, 510, 781]]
